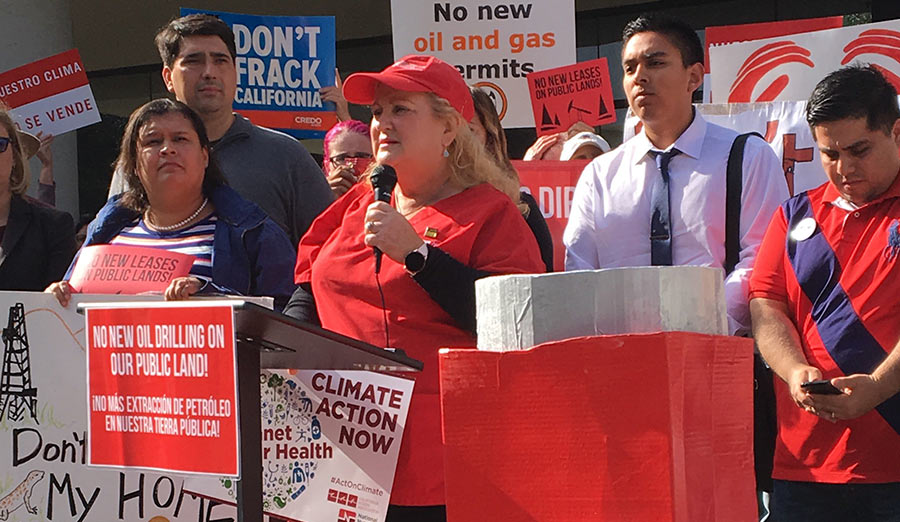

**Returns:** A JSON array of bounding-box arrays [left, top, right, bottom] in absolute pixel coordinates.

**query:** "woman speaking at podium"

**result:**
[[286, 55, 543, 521], [45, 99, 295, 308]]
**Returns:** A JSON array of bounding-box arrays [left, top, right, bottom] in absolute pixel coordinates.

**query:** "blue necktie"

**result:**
[[650, 149, 680, 266]]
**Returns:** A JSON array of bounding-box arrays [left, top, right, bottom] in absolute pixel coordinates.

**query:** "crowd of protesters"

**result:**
[[0, 9, 895, 522]]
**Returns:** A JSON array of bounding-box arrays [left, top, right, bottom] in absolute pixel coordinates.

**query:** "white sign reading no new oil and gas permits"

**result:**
[[390, 0, 575, 128]]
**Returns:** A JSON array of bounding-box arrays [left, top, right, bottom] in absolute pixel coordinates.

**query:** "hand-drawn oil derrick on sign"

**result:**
[[0, 303, 39, 423]]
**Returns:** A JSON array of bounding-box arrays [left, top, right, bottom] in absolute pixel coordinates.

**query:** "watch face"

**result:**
[[405, 250, 426, 273]]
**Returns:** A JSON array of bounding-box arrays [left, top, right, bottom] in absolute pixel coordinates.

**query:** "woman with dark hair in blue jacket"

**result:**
[[46, 98, 296, 309]]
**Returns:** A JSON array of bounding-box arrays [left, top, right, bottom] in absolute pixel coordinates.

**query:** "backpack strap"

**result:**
[[725, 132, 764, 275]]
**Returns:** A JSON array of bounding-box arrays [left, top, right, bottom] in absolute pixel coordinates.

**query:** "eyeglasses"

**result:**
[[328, 152, 373, 167], [0, 137, 10, 153]]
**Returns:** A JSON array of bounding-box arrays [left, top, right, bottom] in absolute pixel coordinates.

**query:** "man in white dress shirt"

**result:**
[[564, 14, 787, 336], [564, 15, 788, 519]]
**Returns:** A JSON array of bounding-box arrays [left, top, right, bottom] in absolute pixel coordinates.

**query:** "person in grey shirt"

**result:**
[[109, 13, 333, 246]]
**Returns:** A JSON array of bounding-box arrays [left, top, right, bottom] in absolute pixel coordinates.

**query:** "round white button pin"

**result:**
[[790, 217, 817, 241]]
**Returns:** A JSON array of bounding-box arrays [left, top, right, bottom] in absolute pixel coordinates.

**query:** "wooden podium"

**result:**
[[80, 300, 422, 522]]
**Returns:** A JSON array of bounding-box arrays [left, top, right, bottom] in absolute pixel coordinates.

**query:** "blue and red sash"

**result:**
[[784, 194, 900, 434]]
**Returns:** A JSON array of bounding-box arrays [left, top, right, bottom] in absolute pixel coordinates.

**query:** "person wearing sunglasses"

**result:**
[[322, 120, 374, 198], [0, 102, 76, 290]]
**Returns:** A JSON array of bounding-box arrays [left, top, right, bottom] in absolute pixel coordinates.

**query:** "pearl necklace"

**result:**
[[145, 197, 208, 231]]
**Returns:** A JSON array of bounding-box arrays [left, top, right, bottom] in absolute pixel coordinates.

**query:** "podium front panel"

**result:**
[[231, 303, 422, 372]]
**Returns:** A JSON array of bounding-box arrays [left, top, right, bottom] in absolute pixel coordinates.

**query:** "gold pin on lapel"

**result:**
[[424, 227, 439, 239]]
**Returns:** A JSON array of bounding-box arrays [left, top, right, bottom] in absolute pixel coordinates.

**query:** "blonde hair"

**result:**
[[469, 87, 530, 215], [429, 93, 520, 203], [363, 92, 521, 208], [0, 103, 30, 195]]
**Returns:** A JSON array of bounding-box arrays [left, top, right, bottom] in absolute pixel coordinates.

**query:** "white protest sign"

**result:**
[[186, 370, 414, 522], [390, 0, 576, 128], [0, 292, 196, 522], [709, 19, 900, 104], [0, 50, 100, 136], [624, 101, 828, 197]]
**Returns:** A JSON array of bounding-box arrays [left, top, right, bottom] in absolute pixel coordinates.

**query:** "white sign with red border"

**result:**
[[0, 49, 100, 136], [1, 292, 414, 522], [701, 16, 843, 102]]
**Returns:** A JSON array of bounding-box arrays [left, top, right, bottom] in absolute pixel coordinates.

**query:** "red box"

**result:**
[[439, 332, 755, 521]]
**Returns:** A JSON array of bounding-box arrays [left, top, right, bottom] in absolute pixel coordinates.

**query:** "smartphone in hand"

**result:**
[[801, 379, 843, 395]]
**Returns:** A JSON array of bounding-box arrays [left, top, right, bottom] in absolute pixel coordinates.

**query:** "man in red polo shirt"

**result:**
[[749, 64, 900, 520]]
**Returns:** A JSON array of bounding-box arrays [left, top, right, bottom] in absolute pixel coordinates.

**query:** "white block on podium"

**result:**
[[476, 266, 728, 351]]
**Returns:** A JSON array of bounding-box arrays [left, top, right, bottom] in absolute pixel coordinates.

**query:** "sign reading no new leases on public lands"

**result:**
[[526, 58, 616, 136], [68, 244, 195, 295]]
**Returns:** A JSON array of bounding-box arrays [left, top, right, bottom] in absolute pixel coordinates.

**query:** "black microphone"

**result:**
[[369, 164, 397, 274]]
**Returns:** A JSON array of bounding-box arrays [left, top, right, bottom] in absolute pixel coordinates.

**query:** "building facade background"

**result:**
[[3, 0, 898, 218]]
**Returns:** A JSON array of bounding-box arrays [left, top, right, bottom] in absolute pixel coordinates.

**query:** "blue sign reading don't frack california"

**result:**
[[181, 8, 336, 139]]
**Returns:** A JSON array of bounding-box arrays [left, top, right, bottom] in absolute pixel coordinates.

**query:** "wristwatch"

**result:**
[[404, 242, 429, 274]]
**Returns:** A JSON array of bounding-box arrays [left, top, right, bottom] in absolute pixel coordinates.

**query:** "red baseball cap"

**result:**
[[343, 54, 474, 121]]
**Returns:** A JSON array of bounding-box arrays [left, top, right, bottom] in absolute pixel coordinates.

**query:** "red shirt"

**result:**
[[749, 173, 900, 483], [296, 181, 544, 504]]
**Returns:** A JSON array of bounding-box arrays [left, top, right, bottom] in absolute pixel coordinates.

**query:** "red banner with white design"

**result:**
[[709, 19, 900, 103], [0, 49, 101, 135]]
